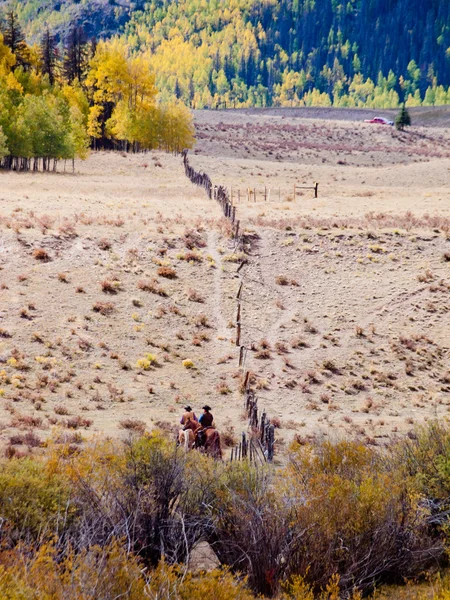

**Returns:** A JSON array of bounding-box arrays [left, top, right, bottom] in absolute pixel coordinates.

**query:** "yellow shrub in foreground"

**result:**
[[0, 545, 254, 600]]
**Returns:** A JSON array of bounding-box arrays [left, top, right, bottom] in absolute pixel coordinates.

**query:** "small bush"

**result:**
[[138, 279, 167, 297], [322, 359, 339, 373], [216, 382, 231, 395], [188, 289, 205, 303], [66, 416, 93, 429], [275, 342, 289, 354], [183, 228, 206, 249], [276, 275, 289, 286], [417, 269, 434, 283], [255, 348, 271, 359], [119, 419, 146, 434], [33, 248, 50, 261], [193, 313, 209, 327], [11, 414, 42, 428], [221, 426, 237, 447], [182, 359, 194, 369], [291, 336, 308, 348], [157, 266, 177, 279], [136, 354, 158, 370], [93, 301, 115, 316], [101, 280, 120, 294], [98, 238, 112, 250], [223, 252, 247, 263]]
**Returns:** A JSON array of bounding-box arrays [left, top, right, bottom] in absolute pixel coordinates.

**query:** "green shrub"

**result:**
[[0, 457, 72, 545]]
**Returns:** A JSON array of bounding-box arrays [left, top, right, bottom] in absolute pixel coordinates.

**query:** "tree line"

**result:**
[[0, 11, 194, 171], [124, 0, 450, 109]]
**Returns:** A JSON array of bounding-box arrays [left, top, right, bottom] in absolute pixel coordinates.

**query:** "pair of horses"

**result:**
[[178, 418, 222, 460]]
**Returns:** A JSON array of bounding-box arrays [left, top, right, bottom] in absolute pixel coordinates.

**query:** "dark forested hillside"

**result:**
[[124, 0, 450, 107], [4, 0, 450, 108], [1, 0, 137, 41]]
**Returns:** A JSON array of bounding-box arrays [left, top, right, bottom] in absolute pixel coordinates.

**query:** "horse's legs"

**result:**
[[205, 431, 222, 460], [214, 433, 223, 460]]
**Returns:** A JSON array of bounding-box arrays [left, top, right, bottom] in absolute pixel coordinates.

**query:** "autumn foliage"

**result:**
[[1, 426, 450, 598], [0, 14, 194, 171]]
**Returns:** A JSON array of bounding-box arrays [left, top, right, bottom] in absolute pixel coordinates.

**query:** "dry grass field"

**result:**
[[1, 108, 450, 456]]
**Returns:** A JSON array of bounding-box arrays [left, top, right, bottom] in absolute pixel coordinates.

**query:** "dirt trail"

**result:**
[[207, 230, 231, 340]]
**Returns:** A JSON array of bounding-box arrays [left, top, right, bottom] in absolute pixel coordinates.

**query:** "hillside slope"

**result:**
[[124, 0, 450, 107], [2, 0, 134, 41], [3, 0, 450, 108]]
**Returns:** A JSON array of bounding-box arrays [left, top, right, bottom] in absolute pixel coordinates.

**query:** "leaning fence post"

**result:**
[[239, 345, 245, 367], [244, 371, 250, 393]]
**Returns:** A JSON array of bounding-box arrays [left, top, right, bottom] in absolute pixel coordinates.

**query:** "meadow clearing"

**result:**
[[0, 107, 449, 455]]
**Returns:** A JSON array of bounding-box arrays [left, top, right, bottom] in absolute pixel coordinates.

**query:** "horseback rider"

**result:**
[[196, 405, 214, 447], [199, 405, 214, 428], [180, 405, 197, 426]]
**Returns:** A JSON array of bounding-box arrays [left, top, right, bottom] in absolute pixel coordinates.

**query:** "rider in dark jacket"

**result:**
[[198, 405, 214, 428]]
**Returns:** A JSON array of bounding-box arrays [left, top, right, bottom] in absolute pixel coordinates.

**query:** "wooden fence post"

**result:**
[[243, 370, 250, 391], [314, 182, 319, 198], [236, 322, 241, 347], [267, 424, 275, 462], [239, 345, 245, 367]]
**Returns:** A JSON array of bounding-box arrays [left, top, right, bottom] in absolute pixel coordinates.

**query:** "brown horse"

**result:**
[[183, 418, 222, 460]]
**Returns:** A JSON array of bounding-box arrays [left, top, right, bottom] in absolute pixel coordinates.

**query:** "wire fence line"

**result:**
[[181, 150, 275, 463]]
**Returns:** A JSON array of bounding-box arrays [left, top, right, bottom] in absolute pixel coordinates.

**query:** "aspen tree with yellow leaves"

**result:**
[[0, 17, 195, 170]]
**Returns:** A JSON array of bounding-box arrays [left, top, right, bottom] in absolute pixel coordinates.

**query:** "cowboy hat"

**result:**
[[202, 405, 211, 411], [184, 405, 192, 412]]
